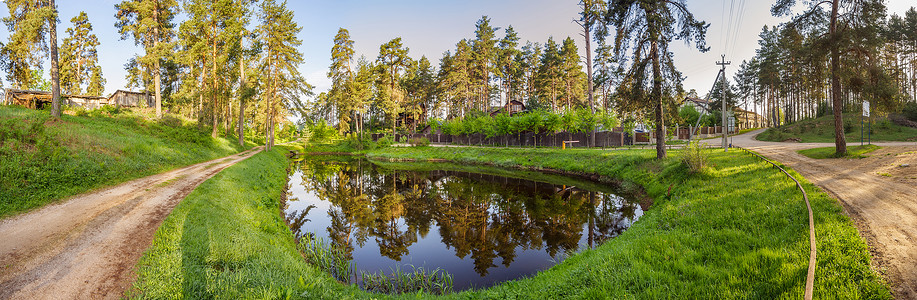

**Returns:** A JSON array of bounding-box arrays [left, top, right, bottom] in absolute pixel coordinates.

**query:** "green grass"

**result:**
[[798, 145, 881, 159], [757, 114, 917, 143], [0, 105, 254, 218], [133, 142, 890, 299]]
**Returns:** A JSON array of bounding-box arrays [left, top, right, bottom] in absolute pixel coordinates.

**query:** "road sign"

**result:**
[[863, 101, 870, 117]]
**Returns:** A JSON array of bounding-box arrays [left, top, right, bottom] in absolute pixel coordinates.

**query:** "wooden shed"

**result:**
[[4, 88, 112, 110], [65, 95, 109, 109], [108, 90, 153, 108], [4, 89, 53, 109]]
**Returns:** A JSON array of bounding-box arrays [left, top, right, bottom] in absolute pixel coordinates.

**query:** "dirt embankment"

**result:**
[[0, 147, 262, 300], [736, 130, 917, 299]]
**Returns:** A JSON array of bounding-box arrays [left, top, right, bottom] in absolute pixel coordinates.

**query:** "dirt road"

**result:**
[[0, 147, 262, 300], [733, 130, 917, 298]]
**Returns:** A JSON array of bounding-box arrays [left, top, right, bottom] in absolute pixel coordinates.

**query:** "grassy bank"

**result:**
[[134, 141, 889, 298], [358, 147, 888, 299], [0, 105, 253, 218], [798, 145, 882, 159], [130, 148, 363, 298], [757, 114, 917, 143]]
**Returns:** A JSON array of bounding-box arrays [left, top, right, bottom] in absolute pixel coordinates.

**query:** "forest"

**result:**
[[2, 1, 916, 156]]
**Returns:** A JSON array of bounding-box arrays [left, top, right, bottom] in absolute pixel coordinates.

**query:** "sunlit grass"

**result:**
[[0, 105, 254, 218], [133, 142, 889, 298], [797, 144, 881, 159]]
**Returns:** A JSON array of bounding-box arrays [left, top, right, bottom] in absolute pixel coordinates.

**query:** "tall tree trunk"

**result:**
[[153, 4, 162, 118], [651, 39, 665, 159], [585, 20, 595, 147], [49, 0, 61, 118], [829, 0, 847, 155], [238, 51, 246, 146], [211, 38, 218, 138]]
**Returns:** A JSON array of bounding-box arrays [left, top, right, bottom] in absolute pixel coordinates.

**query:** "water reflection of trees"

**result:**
[[286, 159, 642, 277]]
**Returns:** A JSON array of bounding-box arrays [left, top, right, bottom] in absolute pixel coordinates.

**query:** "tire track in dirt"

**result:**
[[734, 130, 917, 299], [0, 147, 263, 300]]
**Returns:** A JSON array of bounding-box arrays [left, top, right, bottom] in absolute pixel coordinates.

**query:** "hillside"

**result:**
[[756, 113, 917, 143], [0, 105, 254, 218]]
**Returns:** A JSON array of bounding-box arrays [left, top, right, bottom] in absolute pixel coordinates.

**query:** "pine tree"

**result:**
[[258, 0, 308, 150], [60, 12, 103, 96], [772, 0, 887, 156], [180, 0, 251, 137], [606, 0, 709, 159], [376, 37, 412, 133], [472, 16, 499, 112], [1, 0, 61, 117], [329, 27, 356, 135], [115, 0, 179, 118], [498, 26, 522, 106]]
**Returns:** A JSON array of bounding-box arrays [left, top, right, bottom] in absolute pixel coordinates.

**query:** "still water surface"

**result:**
[[284, 157, 645, 290]]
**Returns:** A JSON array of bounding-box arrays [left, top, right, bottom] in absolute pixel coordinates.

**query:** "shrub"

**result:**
[[409, 137, 430, 147], [843, 120, 854, 134], [680, 141, 709, 173], [902, 102, 917, 122], [376, 135, 394, 148]]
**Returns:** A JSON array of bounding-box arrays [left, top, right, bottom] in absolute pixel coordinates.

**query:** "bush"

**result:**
[[409, 137, 430, 147], [902, 102, 917, 122], [843, 120, 854, 134], [376, 135, 394, 148], [680, 141, 709, 173]]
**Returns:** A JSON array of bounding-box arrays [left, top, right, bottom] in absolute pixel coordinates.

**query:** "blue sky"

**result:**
[[1, 0, 915, 99]]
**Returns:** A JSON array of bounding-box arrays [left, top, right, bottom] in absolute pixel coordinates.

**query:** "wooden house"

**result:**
[[488, 100, 526, 116], [108, 90, 153, 108]]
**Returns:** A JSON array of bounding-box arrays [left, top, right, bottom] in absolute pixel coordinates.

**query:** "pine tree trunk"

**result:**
[[211, 38, 218, 138], [651, 39, 666, 159], [49, 0, 62, 118], [829, 0, 847, 156], [153, 5, 162, 118], [238, 53, 245, 146]]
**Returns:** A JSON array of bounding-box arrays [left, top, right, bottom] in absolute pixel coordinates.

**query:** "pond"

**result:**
[[283, 157, 646, 291]]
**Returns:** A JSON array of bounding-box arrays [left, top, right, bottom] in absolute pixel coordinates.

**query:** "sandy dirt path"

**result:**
[[0, 147, 262, 300], [733, 130, 917, 299]]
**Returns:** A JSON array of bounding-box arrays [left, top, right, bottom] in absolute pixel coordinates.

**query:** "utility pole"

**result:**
[[717, 54, 731, 152]]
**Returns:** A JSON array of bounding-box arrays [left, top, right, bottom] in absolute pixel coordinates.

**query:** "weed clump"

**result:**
[[680, 141, 709, 173], [409, 137, 430, 147]]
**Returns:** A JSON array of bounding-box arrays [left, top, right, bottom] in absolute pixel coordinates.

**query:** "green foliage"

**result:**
[[680, 141, 709, 173], [432, 109, 619, 140], [307, 120, 338, 143], [408, 137, 429, 147], [60, 11, 104, 96], [903, 102, 917, 122], [679, 106, 701, 125], [0, 106, 251, 218]]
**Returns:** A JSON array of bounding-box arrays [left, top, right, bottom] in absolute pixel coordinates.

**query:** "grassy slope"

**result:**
[[798, 145, 882, 159], [130, 148, 364, 299], [757, 114, 917, 143], [133, 144, 890, 299], [366, 147, 889, 299], [0, 106, 253, 218]]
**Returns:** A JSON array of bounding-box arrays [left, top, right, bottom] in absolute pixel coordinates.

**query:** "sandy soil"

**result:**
[[0, 147, 262, 300], [733, 130, 917, 299]]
